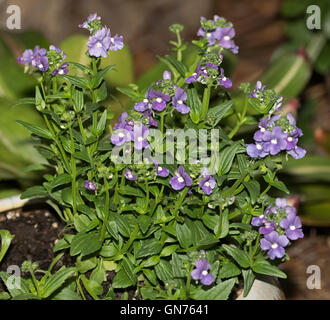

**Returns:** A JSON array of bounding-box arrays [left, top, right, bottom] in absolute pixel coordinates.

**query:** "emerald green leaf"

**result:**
[[222, 244, 250, 268], [242, 269, 255, 297], [112, 257, 137, 288], [218, 262, 241, 279], [171, 253, 186, 278], [90, 262, 106, 284], [116, 87, 144, 101], [70, 232, 102, 257], [218, 142, 244, 175], [96, 110, 107, 135], [95, 81, 107, 102], [20, 185, 48, 199], [155, 259, 173, 282], [11, 97, 35, 108], [175, 223, 192, 249], [72, 88, 84, 113], [158, 55, 187, 77], [50, 174, 72, 190], [243, 180, 260, 204], [42, 267, 76, 298], [252, 258, 287, 279], [118, 185, 145, 197], [91, 65, 115, 89], [51, 287, 82, 300], [136, 239, 162, 259], [16, 120, 52, 140], [206, 101, 233, 126], [191, 278, 235, 300], [263, 174, 290, 194], [80, 274, 103, 298], [60, 75, 90, 89], [186, 87, 202, 124], [0, 230, 14, 263]]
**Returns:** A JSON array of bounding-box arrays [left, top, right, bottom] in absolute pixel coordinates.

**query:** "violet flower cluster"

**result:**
[[135, 70, 190, 115], [185, 54, 232, 88], [17, 45, 68, 76], [246, 82, 306, 160], [197, 15, 239, 54], [79, 13, 123, 58], [251, 198, 304, 260]]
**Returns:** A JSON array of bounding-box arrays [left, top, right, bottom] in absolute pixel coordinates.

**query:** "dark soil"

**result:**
[[1, 206, 330, 300], [0, 205, 134, 299]]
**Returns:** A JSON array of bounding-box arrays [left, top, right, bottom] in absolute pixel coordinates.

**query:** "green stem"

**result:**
[[29, 268, 40, 297], [100, 178, 110, 243], [77, 115, 87, 142], [173, 187, 189, 218], [201, 86, 211, 121], [185, 269, 191, 299], [77, 278, 86, 300], [176, 31, 182, 62], [215, 204, 223, 238], [52, 77, 57, 94], [68, 125, 77, 216]]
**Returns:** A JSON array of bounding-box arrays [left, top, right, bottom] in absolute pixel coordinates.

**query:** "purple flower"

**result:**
[[246, 143, 267, 158], [134, 98, 150, 112], [125, 168, 136, 181], [287, 146, 306, 159], [251, 214, 267, 227], [111, 128, 132, 146], [154, 161, 169, 178], [169, 166, 192, 191], [172, 87, 190, 114], [79, 13, 101, 29], [185, 62, 201, 84], [33, 55, 49, 72], [133, 124, 149, 150], [280, 214, 304, 241], [216, 27, 235, 49], [259, 221, 277, 235], [85, 180, 96, 191], [87, 27, 111, 58], [17, 49, 34, 65], [109, 34, 124, 51], [191, 259, 215, 286], [49, 45, 66, 59], [219, 68, 232, 88], [262, 126, 288, 155], [249, 81, 265, 98], [148, 89, 170, 112], [260, 231, 289, 260], [163, 70, 172, 80], [52, 62, 69, 76], [199, 175, 216, 195]]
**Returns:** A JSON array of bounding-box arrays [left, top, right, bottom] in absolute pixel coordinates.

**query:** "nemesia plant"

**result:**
[[0, 13, 305, 300]]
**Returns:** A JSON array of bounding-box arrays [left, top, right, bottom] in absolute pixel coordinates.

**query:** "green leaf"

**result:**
[[171, 253, 186, 278], [206, 101, 233, 127], [160, 245, 179, 257], [72, 88, 84, 113], [137, 215, 152, 234], [175, 223, 192, 249], [243, 181, 260, 204], [91, 65, 115, 89], [76, 255, 97, 273], [90, 262, 106, 284], [80, 274, 103, 298], [118, 185, 145, 198], [264, 174, 290, 194], [112, 257, 137, 288], [158, 55, 187, 77], [155, 259, 173, 282], [136, 239, 162, 259], [11, 97, 35, 108], [49, 174, 72, 190], [96, 110, 107, 135], [95, 81, 108, 102], [242, 269, 255, 297], [252, 258, 287, 279], [42, 267, 76, 298], [60, 74, 90, 89], [0, 230, 14, 263], [186, 87, 202, 124], [20, 185, 48, 199], [70, 232, 102, 257], [218, 142, 244, 175], [141, 255, 160, 268], [222, 244, 250, 268], [191, 278, 235, 300], [16, 120, 52, 140], [218, 262, 241, 279], [51, 287, 82, 300]]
